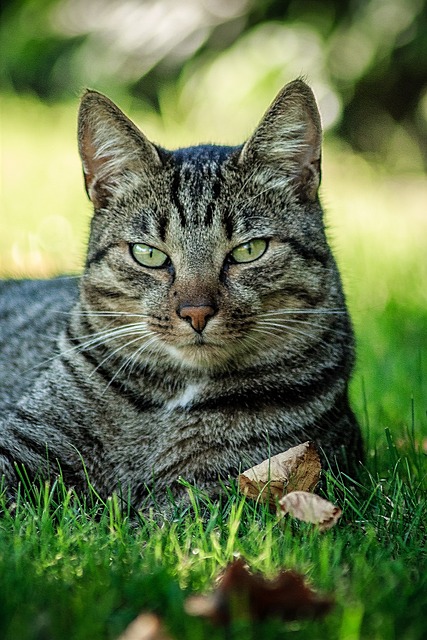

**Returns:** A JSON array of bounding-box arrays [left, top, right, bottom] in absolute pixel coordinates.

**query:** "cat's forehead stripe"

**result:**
[[169, 154, 229, 232], [170, 169, 187, 229], [204, 175, 222, 227], [156, 207, 168, 243]]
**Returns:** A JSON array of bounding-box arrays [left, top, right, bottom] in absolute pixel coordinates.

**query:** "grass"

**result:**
[[1, 93, 426, 639], [1, 460, 426, 640]]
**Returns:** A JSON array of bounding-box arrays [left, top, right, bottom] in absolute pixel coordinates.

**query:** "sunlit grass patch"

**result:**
[[0, 435, 426, 640]]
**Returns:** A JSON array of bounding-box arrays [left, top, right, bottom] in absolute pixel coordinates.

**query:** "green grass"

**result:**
[[1, 93, 426, 639], [1, 458, 426, 640]]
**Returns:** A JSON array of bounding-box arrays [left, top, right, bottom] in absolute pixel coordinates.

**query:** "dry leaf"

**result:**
[[238, 441, 321, 507], [185, 558, 333, 625], [397, 436, 427, 454], [279, 491, 342, 531], [117, 613, 173, 640]]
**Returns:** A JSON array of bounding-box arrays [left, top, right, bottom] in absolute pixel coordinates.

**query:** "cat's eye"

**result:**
[[130, 243, 169, 268], [230, 238, 268, 264]]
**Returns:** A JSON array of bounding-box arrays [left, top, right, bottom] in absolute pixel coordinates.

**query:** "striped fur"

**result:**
[[0, 80, 363, 508]]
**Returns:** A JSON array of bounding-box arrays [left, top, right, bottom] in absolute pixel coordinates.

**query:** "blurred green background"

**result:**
[[1, 0, 426, 447]]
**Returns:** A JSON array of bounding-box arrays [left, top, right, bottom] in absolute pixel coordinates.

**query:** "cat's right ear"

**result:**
[[237, 79, 322, 202], [78, 90, 162, 209]]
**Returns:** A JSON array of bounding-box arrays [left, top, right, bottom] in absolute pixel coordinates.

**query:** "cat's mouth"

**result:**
[[180, 336, 218, 351], [175, 330, 219, 348], [163, 333, 237, 370]]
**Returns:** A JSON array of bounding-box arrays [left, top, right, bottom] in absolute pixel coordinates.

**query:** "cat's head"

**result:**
[[77, 80, 337, 373]]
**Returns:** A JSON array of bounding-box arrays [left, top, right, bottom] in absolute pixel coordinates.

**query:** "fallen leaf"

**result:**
[[238, 442, 321, 507], [279, 491, 342, 531], [117, 613, 173, 640], [397, 436, 427, 454], [185, 558, 333, 625]]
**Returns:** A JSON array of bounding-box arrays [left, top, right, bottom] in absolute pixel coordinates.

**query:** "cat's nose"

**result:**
[[178, 304, 216, 333]]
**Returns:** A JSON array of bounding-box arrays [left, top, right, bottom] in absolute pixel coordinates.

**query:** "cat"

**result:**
[[0, 79, 363, 509]]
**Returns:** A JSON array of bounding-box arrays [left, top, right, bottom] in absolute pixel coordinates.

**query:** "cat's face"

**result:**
[[78, 81, 336, 372]]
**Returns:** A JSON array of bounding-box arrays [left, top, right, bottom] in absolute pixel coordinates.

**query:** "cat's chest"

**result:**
[[104, 379, 211, 442], [163, 382, 205, 412]]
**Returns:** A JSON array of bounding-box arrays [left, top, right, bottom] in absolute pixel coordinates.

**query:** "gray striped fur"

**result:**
[[0, 80, 363, 508]]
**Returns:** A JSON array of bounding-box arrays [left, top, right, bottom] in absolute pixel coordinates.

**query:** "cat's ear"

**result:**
[[78, 90, 162, 208], [238, 79, 322, 202]]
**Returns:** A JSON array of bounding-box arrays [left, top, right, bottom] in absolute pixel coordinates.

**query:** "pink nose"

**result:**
[[178, 305, 216, 333]]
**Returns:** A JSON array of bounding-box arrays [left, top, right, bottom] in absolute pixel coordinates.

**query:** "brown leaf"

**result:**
[[238, 442, 321, 507], [117, 613, 173, 640], [397, 436, 427, 454], [279, 491, 342, 531], [185, 559, 333, 625]]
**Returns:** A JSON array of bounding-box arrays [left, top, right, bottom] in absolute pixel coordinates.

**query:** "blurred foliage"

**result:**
[[1, 0, 427, 169]]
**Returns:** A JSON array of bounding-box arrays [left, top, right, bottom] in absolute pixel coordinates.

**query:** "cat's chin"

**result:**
[[160, 341, 236, 372]]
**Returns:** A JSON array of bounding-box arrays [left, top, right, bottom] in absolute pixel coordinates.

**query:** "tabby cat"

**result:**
[[0, 79, 363, 508]]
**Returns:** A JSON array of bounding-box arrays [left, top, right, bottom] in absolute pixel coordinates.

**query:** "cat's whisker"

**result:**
[[256, 317, 348, 337], [50, 275, 82, 280], [254, 322, 348, 354], [55, 309, 149, 318], [256, 321, 339, 347], [242, 331, 270, 354], [91, 332, 157, 379], [68, 310, 150, 318], [256, 319, 316, 335], [86, 329, 153, 352], [249, 330, 313, 357], [62, 329, 151, 359], [134, 336, 164, 368], [122, 345, 147, 380], [71, 321, 151, 343], [251, 325, 313, 342], [251, 324, 317, 344], [39, 325, 154, 371], [101, 336, 159, 394], [123, 336, 160, 372], [24, 324, 149, 372], [120, 342, 156, 381], [260, 308, 346, 316]]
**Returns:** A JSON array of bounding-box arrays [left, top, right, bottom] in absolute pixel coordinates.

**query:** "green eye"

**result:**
[[230, 238, 268, 264], [131, 243, 169, 268]]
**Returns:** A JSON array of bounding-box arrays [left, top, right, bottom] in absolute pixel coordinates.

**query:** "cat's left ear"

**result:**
[[238, 79, 322, 202], [78, 90, 163, 208]]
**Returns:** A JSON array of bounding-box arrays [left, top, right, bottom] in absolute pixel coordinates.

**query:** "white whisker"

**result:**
[[56, 310, 149, 318], [260, 308, 346, 316], [243, 332, 270, 353], [257, 317, 347, 338], [91, 333, 154, 378], [71, 321, 150, 343], [251, 325, 316, 343], [101, 336, 159, 393]]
